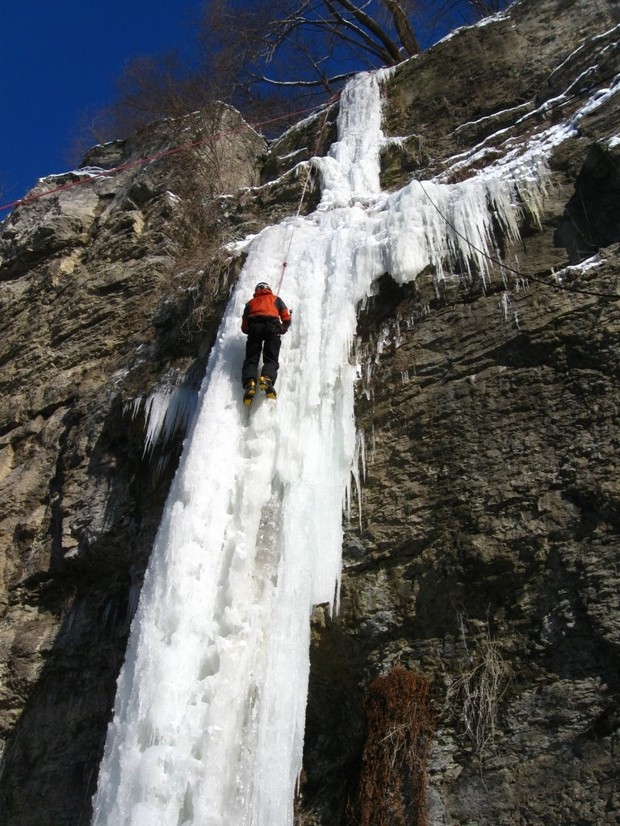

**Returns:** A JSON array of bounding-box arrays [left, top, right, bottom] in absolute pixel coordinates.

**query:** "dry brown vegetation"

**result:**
[[446, 613, 512, 757], [354, 665, 434, 826]]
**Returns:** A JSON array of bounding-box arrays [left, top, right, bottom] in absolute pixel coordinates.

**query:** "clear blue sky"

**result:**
[[1, 1, 501, 210], [1, 0, 201, 205]]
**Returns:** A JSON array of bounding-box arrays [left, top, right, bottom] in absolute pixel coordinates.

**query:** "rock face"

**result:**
[[0, 1, 619, 824], [301, 1, 620, 823], [0, 105, 267, 824]]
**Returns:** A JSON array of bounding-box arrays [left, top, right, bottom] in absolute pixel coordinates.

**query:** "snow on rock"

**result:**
[[92, 67, 567, 826]]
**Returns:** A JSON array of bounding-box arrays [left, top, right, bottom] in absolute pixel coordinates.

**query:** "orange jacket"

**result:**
[[241, 287, 291, 334]]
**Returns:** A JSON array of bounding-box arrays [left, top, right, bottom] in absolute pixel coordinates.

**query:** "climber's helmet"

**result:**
[[255, 282, 270, 291]]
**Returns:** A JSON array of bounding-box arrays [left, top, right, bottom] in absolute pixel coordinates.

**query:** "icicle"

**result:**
[[92, 62, 571, 826], [140, 371, 200, 459]]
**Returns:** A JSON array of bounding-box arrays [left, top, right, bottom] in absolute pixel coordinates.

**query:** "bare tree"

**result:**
[[203, 0, 510, 101], [205, 0, 421, 94], [79, 0, 510, 147]]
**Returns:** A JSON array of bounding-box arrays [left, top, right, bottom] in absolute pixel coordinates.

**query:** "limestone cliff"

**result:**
[[1, 0, 619, 824]]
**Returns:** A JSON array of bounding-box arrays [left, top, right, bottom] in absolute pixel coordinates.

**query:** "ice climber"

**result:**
[[241, 282, 291, 405]]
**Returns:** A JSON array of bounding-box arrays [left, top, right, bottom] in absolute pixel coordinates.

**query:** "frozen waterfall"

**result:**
[[91, 70, 551, 826]]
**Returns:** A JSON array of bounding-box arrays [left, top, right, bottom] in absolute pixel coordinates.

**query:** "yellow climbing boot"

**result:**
[[259, 376, 277, 400], [243, 379, 257, 406]]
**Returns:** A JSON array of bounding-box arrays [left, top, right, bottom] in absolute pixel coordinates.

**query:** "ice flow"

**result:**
[[91, 70, 549, 826]]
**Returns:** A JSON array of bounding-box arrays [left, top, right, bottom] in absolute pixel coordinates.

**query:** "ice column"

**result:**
[[92, 67, 549, 826]]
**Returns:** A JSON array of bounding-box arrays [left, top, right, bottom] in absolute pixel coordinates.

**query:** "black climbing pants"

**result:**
[[242, 318, 282, 385]]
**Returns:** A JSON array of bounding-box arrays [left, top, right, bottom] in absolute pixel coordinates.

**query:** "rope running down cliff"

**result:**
[[3, 60, 614, 218], [0, 99, 339, 215], [412, 171, 620, 303], [275, 93, 340, 294], [413, 65, 620, 303], [3, 69, 618, 303]]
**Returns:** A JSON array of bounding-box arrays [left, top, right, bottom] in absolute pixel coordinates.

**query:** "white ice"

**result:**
[[142, 376, 199, 458], [92, 63, 573, 826]]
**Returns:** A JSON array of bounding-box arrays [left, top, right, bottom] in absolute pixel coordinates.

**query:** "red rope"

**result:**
[[0, 99, 338, 214], [275, 91, 340, 294]]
